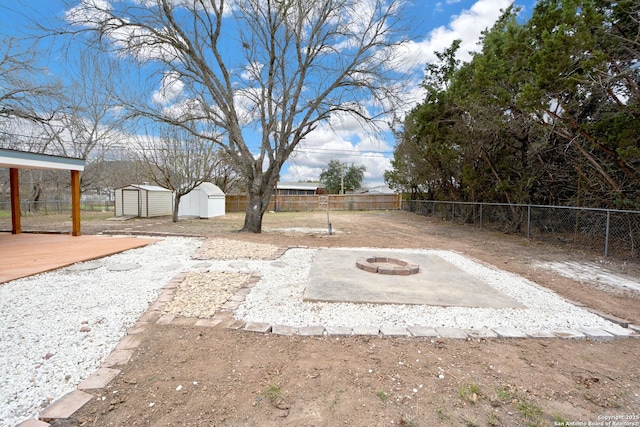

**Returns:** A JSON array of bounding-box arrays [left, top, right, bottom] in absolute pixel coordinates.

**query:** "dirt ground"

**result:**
[[14, 210, 640, 426]]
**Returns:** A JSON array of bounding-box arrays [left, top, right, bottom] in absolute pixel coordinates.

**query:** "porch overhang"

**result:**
[[1, 148, 86, 236]]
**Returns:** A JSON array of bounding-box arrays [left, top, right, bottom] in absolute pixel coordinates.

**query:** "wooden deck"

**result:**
[[0, 233, 159, 284]]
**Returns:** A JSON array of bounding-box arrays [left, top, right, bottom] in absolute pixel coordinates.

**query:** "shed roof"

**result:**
[[277, 181, 322, 191], [197, 182, 225, 197], [118, 184, 172, 192]]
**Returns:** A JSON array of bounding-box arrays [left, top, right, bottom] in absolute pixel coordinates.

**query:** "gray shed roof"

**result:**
[[118, 184, 172, 192]]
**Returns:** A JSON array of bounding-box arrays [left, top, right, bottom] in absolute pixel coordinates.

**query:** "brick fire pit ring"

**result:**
[[356, 256, 420, 276]]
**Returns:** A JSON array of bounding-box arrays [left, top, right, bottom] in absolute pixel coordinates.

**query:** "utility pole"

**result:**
[[340, 163, 344, 195]]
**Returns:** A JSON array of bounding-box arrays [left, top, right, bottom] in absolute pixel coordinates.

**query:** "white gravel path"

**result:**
[[0, 237, 202, 427], [1, 238, 633, 427]]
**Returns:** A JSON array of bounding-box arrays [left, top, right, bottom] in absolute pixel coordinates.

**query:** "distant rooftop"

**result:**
[[276, 181, 323, 190]]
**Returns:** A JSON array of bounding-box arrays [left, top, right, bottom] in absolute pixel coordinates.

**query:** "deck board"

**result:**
[[0, 233, 158, 284]]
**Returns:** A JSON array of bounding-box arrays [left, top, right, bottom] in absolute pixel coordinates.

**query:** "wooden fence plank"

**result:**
[[225, 194, 401, 213]]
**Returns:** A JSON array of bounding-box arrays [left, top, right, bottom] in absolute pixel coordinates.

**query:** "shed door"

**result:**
[[122, 189, 140, 216]]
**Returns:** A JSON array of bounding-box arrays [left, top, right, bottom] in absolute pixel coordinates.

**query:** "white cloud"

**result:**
[[240, 61, 264, 81], [281, 0, 512, 184], [152, 71, 184, 105], [66, 0, 183, 62], [396, 0, 512, 71], [282, 116, 394, 184], [65, 0, 112, 28]]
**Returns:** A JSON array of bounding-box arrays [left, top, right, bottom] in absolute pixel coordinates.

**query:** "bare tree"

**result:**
[[209, 148, 243, 194], [64, 0, 409, 232], [44, 53, 123, 157], [136, 125, 221, 222], [34, 51, 135, 196], [0, 37, 64, 150]]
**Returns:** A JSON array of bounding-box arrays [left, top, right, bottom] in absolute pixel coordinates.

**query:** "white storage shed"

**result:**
[[178, 182, 226, 218], [115, 184, 173, 218]]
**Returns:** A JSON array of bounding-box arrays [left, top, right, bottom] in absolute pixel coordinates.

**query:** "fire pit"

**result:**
[[356, 256, 419, 276]]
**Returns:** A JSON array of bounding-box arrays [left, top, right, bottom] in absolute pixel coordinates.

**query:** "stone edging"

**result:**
[[356, 256, 420, 275], [25, 249, 640, 427]]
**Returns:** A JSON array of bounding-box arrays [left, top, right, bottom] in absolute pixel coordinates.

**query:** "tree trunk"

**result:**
[[242, 185, 271, 233], [172, 194, 181, 222]]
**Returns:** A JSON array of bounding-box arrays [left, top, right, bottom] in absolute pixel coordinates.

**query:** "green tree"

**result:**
[[391, 1, 639, 210], [320, 160, 366, 194], [385, 40, 466, 201], [515, 0, 640, 207]]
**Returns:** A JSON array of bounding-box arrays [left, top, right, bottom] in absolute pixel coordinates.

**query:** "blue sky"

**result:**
[[1, 0, 536, 187]]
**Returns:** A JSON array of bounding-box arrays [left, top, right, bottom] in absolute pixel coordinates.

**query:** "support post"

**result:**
[[71, 170, 81, 236], [10, 168, 21, 234], [604, 210, 610, 257]]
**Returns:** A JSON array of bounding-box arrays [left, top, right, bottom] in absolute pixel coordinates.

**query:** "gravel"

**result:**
[[0, 238, 631, 426], [0, 237, 202, 427], [234, 247, 630, 332]]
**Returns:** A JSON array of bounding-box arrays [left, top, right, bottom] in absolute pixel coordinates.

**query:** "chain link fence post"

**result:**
[[605, 210, 610, 257], [527, 205, 531, 239]]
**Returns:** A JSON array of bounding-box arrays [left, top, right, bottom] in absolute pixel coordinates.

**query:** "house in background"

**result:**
[[178, 182, 225, 218], [359, 184, 397, 194], [274, 182, 325, 195], [114, 184, 173, 218]]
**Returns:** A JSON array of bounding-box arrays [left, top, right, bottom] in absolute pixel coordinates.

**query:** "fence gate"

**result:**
[[318, 195, 328, 209]]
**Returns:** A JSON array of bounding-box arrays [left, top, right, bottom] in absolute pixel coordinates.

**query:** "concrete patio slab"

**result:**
[[304, 249, 525, 309]]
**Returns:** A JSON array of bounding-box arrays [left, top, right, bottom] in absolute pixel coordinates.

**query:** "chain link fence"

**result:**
[[402, 200, 640, 260], [0, 199, 114, 214]]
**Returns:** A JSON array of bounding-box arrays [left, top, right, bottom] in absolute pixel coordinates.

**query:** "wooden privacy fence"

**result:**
[[226, 193, 402, 213]]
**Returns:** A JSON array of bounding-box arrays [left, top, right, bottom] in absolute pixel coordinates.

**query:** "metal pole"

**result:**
[[479, 203, 483, 229], [527, 205, 531, 239], [605, 210, 610, 257]]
